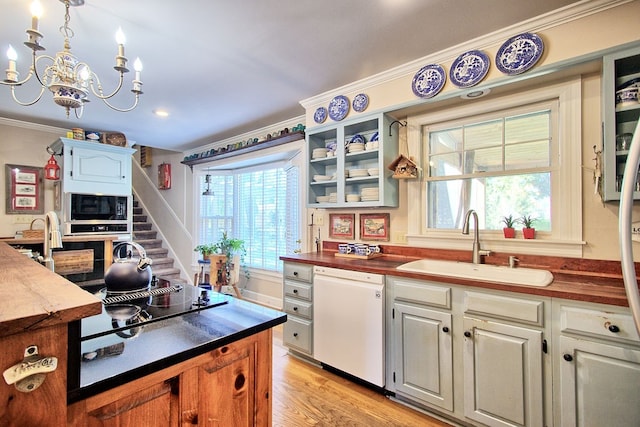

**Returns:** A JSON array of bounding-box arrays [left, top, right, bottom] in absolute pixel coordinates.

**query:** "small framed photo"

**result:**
[[360, 213, 390, 241], [329, 214, 355, 239], [5, 164, 44, 214]]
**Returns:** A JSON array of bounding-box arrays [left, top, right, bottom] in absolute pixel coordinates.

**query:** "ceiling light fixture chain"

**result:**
[[1, 0, 143, 118]]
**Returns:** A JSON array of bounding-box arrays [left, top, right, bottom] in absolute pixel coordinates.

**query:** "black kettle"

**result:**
[[104, 242, 153, 293]]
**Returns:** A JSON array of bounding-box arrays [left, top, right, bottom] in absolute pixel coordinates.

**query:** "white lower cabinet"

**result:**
[[463, 317, 544, 427], [282, 262, 314, 356], [387, 276, 551, 427], [554, 300, 640, 427]]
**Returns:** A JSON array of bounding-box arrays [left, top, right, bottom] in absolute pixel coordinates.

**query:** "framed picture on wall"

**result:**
[[5, 164, 44, 214], [360, 213, 390, 241], [329, 214, 355, 239]]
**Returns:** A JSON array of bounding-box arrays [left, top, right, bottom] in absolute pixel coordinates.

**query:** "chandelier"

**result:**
[[1, 0, 143, 118]]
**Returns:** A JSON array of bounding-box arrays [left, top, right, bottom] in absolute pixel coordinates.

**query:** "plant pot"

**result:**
[[522, 228, 535, 239], [503, 227, 516, 238], [207, 254, 227, 265]]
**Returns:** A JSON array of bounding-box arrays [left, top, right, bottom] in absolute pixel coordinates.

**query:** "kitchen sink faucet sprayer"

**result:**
[[40, 211, 63, 271], [462, 209, 490, 264]]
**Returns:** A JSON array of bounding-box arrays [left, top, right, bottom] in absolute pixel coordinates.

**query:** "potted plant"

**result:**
[[501, 215, 516, 238], [518, 215, 536, 239], [194, 243, 219, 259]]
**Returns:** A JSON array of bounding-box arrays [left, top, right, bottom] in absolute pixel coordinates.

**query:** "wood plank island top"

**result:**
[[0, 242, 102, 338]]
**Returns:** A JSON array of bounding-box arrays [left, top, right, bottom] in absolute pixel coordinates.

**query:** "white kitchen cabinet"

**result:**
[[282, 262, 314, 356], [387, 276, 453, 411], [554, 300, 640, 427], [601, 43, 640, 201], [50, 137, 135, 196], [386, 276, 551, 427], [306, 112, 399, 207]]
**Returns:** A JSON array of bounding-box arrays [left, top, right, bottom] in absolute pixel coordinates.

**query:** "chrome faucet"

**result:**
[[40, 211, 63, 271], [462, 209, 490, 264]]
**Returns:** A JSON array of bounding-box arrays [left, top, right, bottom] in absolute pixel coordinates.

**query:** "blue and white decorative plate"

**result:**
[[314, 107, 328, 124], [411, 64, 446, 98], [328, 95, 350, 121], [352, 93, 369, 112], [495, 32, 544, 75], [449, 50, 490, 88]]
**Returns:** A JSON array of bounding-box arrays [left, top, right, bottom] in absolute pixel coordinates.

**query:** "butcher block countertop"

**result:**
[[0, 242, 102, 338], [281, 248, 635, 307]]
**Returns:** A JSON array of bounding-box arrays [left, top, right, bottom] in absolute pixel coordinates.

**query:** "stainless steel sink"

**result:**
[[396, 259, 553, 287]]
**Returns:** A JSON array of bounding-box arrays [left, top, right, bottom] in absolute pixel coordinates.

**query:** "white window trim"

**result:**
[[406, 77, 584, 257]]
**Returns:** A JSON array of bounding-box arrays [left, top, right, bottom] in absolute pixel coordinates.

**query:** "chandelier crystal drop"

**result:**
[[2, 0, 143, 118]]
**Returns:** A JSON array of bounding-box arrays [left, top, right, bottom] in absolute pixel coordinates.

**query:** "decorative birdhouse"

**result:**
[[388, 154, 418, 179]]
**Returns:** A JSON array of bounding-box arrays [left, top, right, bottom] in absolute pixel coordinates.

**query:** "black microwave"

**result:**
[[63, 193, 131, 235]]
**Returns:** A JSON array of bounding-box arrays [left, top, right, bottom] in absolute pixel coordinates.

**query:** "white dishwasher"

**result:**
[[313, 266, 385, 387]]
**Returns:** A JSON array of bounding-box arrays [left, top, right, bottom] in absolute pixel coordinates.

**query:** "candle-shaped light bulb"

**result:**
[[30, 1, 43, 31], [6, 45, 18, 82], [115, 27, 126, 57], [132, 57, 143, 92], [7, 45, 17, 62]]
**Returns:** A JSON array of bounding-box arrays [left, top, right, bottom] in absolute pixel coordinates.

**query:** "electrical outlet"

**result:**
[[315, 214, 324, 226], [393, 232, 407, 243], [13, 215, 34, 224]]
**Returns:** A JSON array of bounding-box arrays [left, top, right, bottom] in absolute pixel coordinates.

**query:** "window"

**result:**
[[406, 79, 582, 256], [426, 103, 555, 231], [197, 163, 299, 272]]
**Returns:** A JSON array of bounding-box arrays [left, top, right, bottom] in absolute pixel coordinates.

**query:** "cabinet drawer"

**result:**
[[283, 263, 313, 283], [464, 291, 545, 326], [559, 304, 640, 344], [284, 280, 312, 301], [284, 297, 313, 319], [283, 317, 312, 354], [392, 277, 451, 309]]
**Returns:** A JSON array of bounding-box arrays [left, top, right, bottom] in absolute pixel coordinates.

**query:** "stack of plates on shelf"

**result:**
[[347, 143, 365, 153], [313, 175, 332, 182], [349, 168, 369, 178], [329, 192, 337, 203], [346, 194, 361, 202], [367, 168, 379, 176], [312, 148, 328, 159], [360, 187, 379, 201], [316, 195, 330, 203]]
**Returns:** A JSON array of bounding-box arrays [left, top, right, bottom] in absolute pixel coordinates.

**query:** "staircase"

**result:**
[[132, 198, 182, 280]]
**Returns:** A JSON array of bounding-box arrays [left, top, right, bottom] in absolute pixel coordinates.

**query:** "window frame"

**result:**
[[405, 78, 583, 257], [193, 141, 305, 272]]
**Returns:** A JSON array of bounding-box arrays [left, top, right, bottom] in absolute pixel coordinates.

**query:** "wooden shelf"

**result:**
[[181, 131, 305, 170]]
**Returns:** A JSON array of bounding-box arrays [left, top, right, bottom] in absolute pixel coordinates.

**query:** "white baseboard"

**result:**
[[239, 289, 282, 310]]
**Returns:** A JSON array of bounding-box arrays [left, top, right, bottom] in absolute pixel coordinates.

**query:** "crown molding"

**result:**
[[0, 116, 67, 134], [300, 0, 630, 108]]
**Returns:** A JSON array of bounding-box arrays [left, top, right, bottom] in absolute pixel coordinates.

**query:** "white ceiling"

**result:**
[[0, 0, 579, 151]]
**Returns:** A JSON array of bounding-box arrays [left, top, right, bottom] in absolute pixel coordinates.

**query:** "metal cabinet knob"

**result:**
[[464, 331, 472, 338], [293, 289, 298, 294], [293, 332, 298, 338], [608, 324, 620, 333], [442, 326, 449, 333], [563, 354, 573, 362], [293, 306, 298, 311], [293, 271, 298, 276]]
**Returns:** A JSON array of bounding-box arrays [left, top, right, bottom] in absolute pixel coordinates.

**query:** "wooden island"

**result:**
[[0, 242, 286, 426]]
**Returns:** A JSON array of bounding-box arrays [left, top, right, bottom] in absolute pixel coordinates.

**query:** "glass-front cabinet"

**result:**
[[306, 113, 399, 207], [602, 44, 640, 201]]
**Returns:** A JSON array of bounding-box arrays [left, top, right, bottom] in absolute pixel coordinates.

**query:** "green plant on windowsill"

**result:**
[[195, 232, 249, 281], [501, 215, 516, 238], [518, 215, 536, 239]]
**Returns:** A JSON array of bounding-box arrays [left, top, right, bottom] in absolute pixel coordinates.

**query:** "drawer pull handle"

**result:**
[[442, 326, 449, 333], [293, 289, 298, 294], [563, 354, 573, 362], [293, 271, 299, 276], [293, 307, 298, 311], [464, 331, 472, 338], [608, 324, 620, 333], [293, 333, 298, 337]]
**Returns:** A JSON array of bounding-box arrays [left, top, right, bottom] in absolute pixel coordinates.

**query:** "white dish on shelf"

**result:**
[[367, 168, 379, 176], [316, 195, 330, 203], [313, 175, 332, 182], [349, 169, 369, 177], [346, 194, 361, 202]]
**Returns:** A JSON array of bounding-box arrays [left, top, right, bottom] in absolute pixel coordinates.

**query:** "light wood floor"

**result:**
[[271, 325, 453, 427]]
